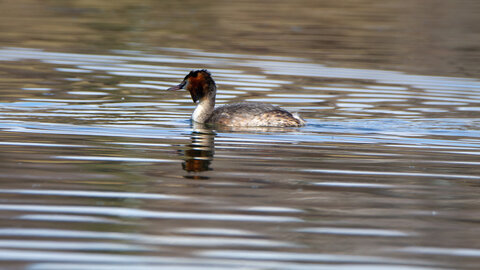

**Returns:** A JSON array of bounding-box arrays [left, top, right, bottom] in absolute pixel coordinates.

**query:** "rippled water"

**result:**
[[1, 1, 480, 270]]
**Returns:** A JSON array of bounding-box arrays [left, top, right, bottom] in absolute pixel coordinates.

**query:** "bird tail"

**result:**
[[292, 112, 306, 126]]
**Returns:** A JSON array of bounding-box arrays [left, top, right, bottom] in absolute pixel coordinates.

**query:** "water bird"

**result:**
[[168, 70, 305, 127]]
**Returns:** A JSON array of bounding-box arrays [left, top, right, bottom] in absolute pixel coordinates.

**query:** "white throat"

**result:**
[[192, 98, 215, 123]]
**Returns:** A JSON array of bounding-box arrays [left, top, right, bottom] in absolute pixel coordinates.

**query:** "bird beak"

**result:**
[[167, 84, 183, 91]]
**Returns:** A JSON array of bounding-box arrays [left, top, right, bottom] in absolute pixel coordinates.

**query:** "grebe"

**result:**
[[168, 70, 305, 127]]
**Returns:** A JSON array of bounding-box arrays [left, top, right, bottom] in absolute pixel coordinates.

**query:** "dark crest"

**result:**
[[185, 69, 215, 103], [184, 69, 211, 80]]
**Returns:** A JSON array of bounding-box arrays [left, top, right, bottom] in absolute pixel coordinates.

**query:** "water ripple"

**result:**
[[0, 189, 186, 200], [295, 227, 413, 237], [54, 155, 176, 163], [305, 169, 480, 180], [0, 205, 303, 223]]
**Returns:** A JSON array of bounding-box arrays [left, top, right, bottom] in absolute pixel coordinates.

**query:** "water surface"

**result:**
[[0, 1, 480, 270]]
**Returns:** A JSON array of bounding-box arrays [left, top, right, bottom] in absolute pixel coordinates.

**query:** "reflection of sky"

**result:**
[[2, 47, 480, 91], [0, 47, 479, 163], [1, 117, 479, 148]]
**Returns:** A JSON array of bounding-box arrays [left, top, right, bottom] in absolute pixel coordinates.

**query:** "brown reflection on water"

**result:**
[[181, 125, 215, 179], [0, 0, 479, 77]]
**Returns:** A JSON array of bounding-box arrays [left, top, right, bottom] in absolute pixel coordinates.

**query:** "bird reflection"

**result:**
[[180, 123, 216, 179]]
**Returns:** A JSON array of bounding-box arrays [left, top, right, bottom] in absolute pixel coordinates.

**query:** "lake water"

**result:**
[[0, 1, 480, 270]]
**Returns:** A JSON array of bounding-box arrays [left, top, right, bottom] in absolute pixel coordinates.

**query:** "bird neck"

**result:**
[[192, 96, 215, 123]]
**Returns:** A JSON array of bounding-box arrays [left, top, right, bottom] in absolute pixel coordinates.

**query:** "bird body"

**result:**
[[168, 70, 305, 127]]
